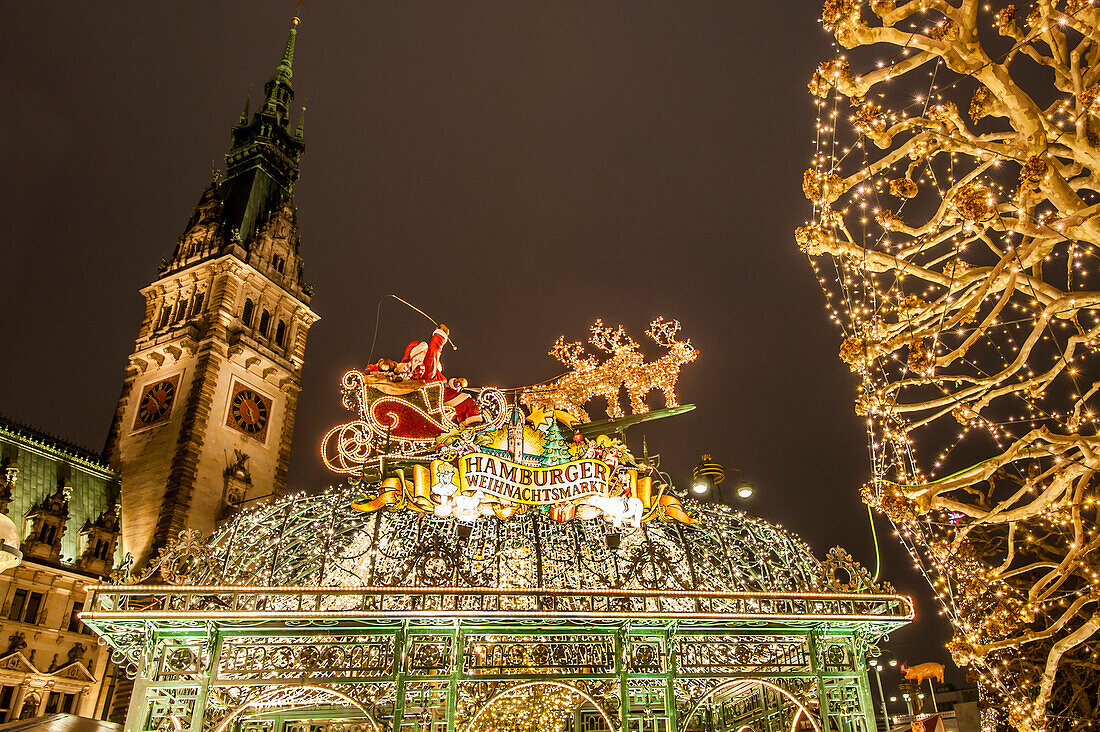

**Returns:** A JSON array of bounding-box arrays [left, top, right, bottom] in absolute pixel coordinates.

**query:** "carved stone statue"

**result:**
[[227, 450, 251, 481], [222, 451, 252, 519], [67, 643, 86, 663], [6, 632, 27, 655]]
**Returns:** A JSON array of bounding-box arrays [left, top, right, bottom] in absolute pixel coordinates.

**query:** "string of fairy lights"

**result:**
[[803, 1, 1100, 730], [460, 683, 597, 732]]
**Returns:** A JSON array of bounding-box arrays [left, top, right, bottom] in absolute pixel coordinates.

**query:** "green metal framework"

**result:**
[[83, 491, 912, 732]]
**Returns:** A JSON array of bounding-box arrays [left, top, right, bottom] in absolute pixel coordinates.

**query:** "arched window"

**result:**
[[190, 293, 205, 317], [258, 309, 271, 337], [242, 299, 255, 327], [272, 254, 285, 273], [275, 319, 286, 347]]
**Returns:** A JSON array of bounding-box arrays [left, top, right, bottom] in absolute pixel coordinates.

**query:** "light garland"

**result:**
[[86, 582, 911, 602], [86, 489, 914, 625], [802, 1, 1100, 730]]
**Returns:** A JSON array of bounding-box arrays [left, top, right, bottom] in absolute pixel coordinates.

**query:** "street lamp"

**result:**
[[0, 512, 22, 573], [691, 455, 722, 495], [692, 455, 754, 502], [867, 651, 899, 731]]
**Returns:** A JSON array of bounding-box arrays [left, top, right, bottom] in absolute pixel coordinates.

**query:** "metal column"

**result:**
[[189, 629, 223, 732]]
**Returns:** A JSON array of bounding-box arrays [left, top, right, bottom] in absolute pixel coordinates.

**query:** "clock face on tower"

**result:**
[[226, 381, 273, 442], [133, 375, 180, 429]]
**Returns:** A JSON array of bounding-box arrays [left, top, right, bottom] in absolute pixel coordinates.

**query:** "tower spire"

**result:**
[[261, 15, 301, 125], [238, 93, 250, 125], [219, 14, 307, 244], [273, 16, 299, 86]]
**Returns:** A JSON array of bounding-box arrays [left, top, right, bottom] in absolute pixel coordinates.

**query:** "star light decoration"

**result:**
[[799, 2, 1100, 730]]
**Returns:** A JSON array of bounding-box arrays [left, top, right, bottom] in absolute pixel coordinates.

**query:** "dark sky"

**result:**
[[3, 1, 957, 688]]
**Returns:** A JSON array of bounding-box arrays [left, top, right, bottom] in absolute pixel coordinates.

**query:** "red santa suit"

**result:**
[[403, 326, 483, 427]]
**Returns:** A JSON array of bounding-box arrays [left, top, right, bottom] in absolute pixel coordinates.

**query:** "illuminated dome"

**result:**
[[195, 488, 828, 594], [97, 487, 911, 732]]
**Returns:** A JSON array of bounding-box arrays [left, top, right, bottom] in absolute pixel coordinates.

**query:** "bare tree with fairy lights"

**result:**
[[799, 1, 1100, 730]]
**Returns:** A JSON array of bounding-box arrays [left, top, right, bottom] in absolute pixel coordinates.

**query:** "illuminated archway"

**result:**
[[211, 685, 379, 732], [464, 680, 616, 732], [86, 496, 909, 732], [680, 679, 821, 732]]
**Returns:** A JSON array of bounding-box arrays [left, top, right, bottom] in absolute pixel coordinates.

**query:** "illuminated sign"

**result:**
[[350, 446, 698, 526], [456, 455, 609, 504]]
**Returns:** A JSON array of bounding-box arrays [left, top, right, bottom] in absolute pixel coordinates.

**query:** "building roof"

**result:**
[[0, 414, 119, 570], [85, 489, 913, 662], [0, 415, 109, 472]]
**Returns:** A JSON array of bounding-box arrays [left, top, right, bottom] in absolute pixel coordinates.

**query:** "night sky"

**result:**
[[4, 2, 957, 686]]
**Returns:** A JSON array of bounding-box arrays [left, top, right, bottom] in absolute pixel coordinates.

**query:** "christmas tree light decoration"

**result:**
[[540, 418, 571, 467], [801, 2, 1100, 729]]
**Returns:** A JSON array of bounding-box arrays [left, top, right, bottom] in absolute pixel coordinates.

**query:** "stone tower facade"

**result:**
[[104, 19, 319, 567]]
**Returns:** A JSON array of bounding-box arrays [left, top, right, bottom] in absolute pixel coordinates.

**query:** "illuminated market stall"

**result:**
[[84, 319, 912, 732]]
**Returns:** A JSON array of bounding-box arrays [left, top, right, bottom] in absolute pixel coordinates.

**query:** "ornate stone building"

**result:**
[[1, 16, 319, 726], [103, 18, 319, 569], [0, 417, 121, 722]]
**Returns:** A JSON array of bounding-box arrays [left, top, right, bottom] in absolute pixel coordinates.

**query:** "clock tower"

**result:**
[[105, 18, 319, 567]]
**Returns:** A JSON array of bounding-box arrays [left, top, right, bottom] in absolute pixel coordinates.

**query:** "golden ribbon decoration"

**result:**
[[352, 465, 434, 513], [632, 474, 700, 524]]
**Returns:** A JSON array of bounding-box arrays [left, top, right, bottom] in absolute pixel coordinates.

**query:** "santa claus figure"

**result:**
[[397, 324, 484, 427]]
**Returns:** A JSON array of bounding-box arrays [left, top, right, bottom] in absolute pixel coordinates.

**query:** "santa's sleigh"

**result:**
[[354, 371, 456, 440], [322, 369, 507, 475]]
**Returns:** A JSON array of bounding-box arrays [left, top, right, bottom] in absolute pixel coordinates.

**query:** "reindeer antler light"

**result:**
[[549, 336, 593, 369], [646, 317, 682, 347], [589, 319, 639, 354]]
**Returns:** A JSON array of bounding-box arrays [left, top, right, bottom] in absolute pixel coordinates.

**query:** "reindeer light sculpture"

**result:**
[[522, 318, 697, 422], [625, 317, 698, 414]]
